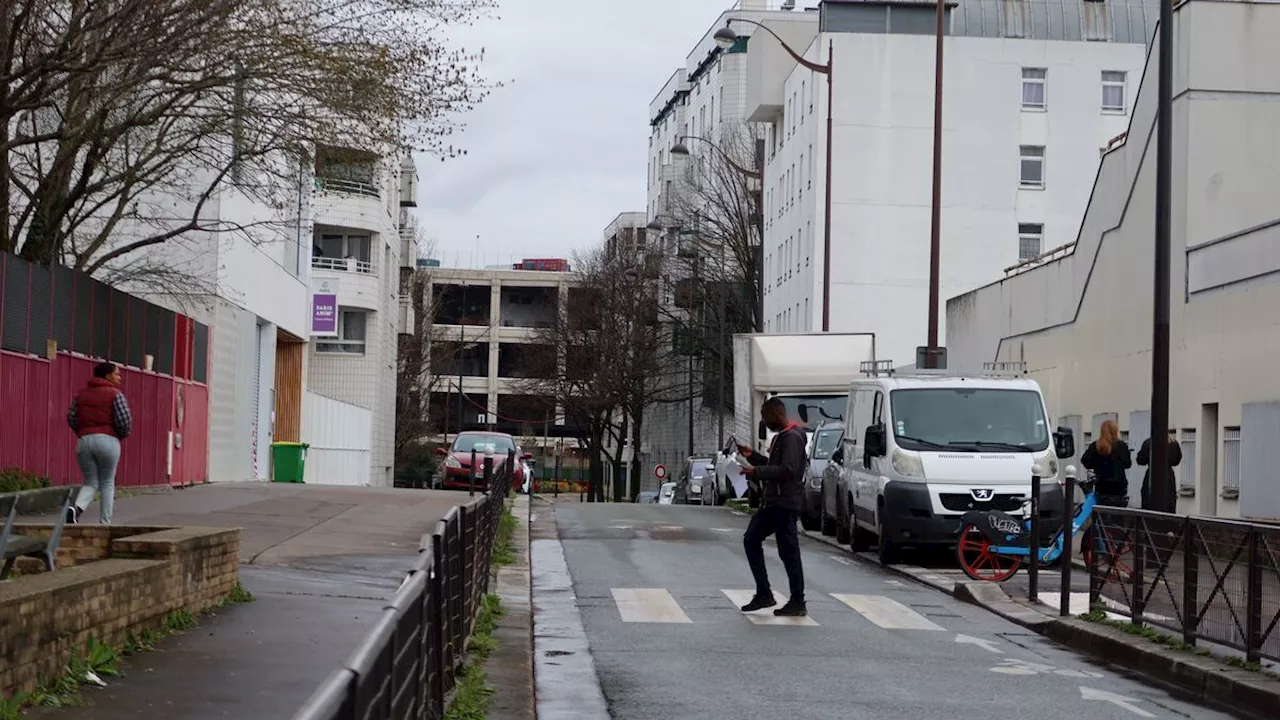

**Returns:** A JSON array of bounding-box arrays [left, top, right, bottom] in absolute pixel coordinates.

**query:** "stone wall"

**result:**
[[0, 526, 240, 695]]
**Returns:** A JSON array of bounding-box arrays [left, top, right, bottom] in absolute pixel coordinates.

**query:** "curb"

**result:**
[[488, 494, 536, 720], [791, 521, 1280, 719]]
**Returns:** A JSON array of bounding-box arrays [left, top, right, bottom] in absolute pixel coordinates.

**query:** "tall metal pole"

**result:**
[[717, 241, 726, 445], [456, 324, 465, 431], [821, 40, 835, 332], [687, 254, 698, 459], [755, 138, 766, 333], [1149, 0, 1174, 511], [925, 0, 946, 368]]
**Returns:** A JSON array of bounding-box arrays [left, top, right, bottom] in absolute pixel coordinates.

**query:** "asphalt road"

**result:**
[[541, 503, 1245, 720]]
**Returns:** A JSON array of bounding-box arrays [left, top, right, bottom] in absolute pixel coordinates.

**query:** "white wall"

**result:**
[[208, 299, 272, 481], [302, 391, 372, 486], [761, 30, 1146, 365], [945, 1, 1280, 520]]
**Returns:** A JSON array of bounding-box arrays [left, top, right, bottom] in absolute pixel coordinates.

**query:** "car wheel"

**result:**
[[821, 507, 836, 536], [801, 512, 820, 532]]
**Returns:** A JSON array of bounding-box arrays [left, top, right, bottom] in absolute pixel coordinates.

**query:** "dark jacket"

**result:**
[[68, 378, 132, 439], [1136, 437, 1182, 512], [1080, 439, 1132, 500], [744, 425, 807, 512]]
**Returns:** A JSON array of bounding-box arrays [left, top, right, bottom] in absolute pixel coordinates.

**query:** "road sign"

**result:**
[[654, 464, 667, 480]]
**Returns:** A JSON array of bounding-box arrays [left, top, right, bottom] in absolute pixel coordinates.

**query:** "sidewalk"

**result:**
[[26, 481, 467, 719]]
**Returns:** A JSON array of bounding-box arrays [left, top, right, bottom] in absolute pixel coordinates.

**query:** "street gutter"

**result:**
[[788, 518, 1280, 720]]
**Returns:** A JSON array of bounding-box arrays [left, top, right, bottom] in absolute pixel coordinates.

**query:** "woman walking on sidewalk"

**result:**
[[66, 362, 132, 524]]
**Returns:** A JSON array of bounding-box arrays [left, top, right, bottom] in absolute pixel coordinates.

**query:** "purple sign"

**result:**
[[311, 293, 338, 335]]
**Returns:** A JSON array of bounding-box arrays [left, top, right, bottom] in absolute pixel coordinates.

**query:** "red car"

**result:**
[[435, 431, 532, 491]]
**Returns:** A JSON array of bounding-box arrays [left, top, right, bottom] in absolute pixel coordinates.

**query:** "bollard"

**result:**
[[484, 456, 495, 496], [1059, 466, 1077, 617], [469, 450, 476, 497], [1028, 470, 1041, 601]]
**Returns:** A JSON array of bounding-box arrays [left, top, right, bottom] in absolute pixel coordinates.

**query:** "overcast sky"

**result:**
[[413, 0, 734, 268]]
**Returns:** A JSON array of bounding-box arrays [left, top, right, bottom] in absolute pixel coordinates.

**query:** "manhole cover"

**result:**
[[545, 650, 573, 657]]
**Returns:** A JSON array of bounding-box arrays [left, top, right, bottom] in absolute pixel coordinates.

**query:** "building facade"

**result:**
[[751, 0, 1156, 366], [946, 0, 1280, 522]]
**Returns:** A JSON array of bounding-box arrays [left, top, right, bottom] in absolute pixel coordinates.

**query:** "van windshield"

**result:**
[[777, 395, 846, 430], [889, 389, 1048, 452]]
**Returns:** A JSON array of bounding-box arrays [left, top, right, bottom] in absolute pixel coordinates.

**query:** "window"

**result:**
[[1019, 145, 1045, 188], [1018, 223, 1043, 261], [803, 298, 809, 329], [315, 233, 374, 273], [800, 81, 806, 122], [808, 144, 813, 187], [1179, 429, 1197, 494], [1021, 68, 1046, 110], [1223, 426, 1241, 495], [317, 311, 367, 354], [1102, 71, 1127, 113]]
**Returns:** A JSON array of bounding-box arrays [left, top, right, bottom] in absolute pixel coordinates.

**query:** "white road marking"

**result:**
[[711, 528, 736, 533], [990, 659, 1103, 678], [955, 634, 1003, 654], [611, 588, 693, 624], [885, 580, 905, 586], [830, 594, 946, 631], [826, 554, 854, 566], [608, 525, 634, 530], [1080, 687, 1155, 717], [721, 590, 819, 626], [730, 511, 747, 517], [655, 525, 684, 531]]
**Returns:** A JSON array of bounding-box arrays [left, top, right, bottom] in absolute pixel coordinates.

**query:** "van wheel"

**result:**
[[851, 520, 873, 553], [876, 508, 900, 566], [821, 509, 836, 536], [835, 498, 851, 544]]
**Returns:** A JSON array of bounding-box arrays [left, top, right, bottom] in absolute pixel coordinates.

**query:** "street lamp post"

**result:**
[[714, 21, 834, 331], [1149, 0, 1175, 510], [924, 0, 946, 368]]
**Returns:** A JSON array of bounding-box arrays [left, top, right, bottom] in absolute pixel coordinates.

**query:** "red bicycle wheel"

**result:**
[[956, 524, 1022, 582]]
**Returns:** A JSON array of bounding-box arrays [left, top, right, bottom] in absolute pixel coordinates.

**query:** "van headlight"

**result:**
[[891, 449, 926, 479], [1035, 453, 1058, 479]]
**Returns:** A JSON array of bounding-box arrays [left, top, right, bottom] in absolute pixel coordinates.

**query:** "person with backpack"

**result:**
[[66, 362, 132, 524], [1136, 434, 1183, 513], [736, 397, 808, 617]]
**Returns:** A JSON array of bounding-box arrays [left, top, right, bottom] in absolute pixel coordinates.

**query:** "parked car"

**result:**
[[636, 491, 659, 504], [674, 456, 715, 505], [657, 482, 676, 505], [803, 421, 843, 531], [434, 431, 532, 491]]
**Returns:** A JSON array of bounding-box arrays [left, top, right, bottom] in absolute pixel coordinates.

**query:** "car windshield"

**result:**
[[690, 460, 713, 480], [453, 434, 515, 454], [889, 388, 1049, 452], [812, 428, 843, 459], [777, 395, 847, 430]]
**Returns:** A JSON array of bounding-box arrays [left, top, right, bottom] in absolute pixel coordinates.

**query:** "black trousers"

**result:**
[[743, 505, 805, 603]]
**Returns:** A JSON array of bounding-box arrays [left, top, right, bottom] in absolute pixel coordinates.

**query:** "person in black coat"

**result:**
[[737, 397, 808, 617], [1081, 419, 1132, 507], [1137, 434, 1183, 513]]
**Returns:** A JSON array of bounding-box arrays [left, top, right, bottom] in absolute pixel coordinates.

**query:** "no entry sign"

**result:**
[[654, 464, 667, 480]]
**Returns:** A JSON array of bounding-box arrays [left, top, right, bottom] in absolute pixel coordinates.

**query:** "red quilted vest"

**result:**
[[76, 378, 121, 438]]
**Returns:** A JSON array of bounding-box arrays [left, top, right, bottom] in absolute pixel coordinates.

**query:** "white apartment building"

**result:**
[[643, 1, 810, 480], [304, 151, 419, 487], [423, 265, 577, 444], [751, 0, 1156, 366], [947, 0, 1280, 522]]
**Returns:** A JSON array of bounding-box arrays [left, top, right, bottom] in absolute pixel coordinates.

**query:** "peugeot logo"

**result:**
[[971, 488, 995, 501]]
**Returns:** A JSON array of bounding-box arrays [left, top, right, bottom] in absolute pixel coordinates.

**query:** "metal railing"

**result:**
[[1083, 506, 1280, 663], [292, 451, 515, 720], [313, 256, 376, 275], [316, 176, 382, 199]]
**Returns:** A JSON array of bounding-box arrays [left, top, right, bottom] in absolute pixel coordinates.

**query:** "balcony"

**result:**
[[312, 256, 374, 275], [314, 177, 380, 199]]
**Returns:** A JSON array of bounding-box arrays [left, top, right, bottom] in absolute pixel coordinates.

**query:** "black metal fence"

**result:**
[[1085, 506, 1280, 663], [292, 451, 515, 720]]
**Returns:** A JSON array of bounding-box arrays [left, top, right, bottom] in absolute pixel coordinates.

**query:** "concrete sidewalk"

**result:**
[[27, 481, 469, 719]]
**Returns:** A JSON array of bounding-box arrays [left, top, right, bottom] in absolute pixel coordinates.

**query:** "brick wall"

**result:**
[[0, 526, 240, 695], [11, 525, 174, 570]]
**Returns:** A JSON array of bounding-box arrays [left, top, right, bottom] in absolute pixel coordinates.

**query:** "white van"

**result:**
[[836, 362, 1075, 565]]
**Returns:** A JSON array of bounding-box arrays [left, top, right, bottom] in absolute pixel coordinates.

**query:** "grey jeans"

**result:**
[[75, 434, 121, 524]]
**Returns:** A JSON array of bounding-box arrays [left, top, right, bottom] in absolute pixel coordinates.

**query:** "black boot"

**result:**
[[774, 599, 807, 617], [740, 594, 776, 612]]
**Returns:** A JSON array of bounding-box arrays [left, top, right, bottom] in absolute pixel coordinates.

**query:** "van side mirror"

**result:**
[[1053, 427, 1075, 459], [831, 447, 844, 464], [758, 420, 767, 441], [864, 424, 887, 458], [798, 404, 809, 423]]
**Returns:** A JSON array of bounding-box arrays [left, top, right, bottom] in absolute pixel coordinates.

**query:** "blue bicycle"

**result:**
[[956, 468, 1099, 582]]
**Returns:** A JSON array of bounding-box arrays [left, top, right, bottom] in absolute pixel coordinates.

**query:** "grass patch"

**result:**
[[444, 593, 504, 720], [1080, 605, 1279, 678], [491, 504, 517, 567], [0, 583, 255, 714]]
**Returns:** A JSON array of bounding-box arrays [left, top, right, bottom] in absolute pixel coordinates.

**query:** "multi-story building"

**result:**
[[423, 265, 578, 445], [304, 149, 419, 486], [642, 1, 806, 483], [751, 0, 1156, 365], [946, 0, 1280, 521]]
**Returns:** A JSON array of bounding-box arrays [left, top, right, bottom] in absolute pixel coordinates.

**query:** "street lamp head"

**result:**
[[646, 220, 665, 231], [670, 141, 691, 156], [713, 26, 738, 51]]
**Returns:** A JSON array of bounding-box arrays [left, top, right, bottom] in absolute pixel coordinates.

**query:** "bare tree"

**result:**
[[1, 0, 494, 286]]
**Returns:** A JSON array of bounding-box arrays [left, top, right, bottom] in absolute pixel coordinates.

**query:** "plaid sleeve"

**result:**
[[112, 392, 133, 439], [67, 397, 79, 432]]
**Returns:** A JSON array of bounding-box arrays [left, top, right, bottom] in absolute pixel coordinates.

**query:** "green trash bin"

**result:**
[[271, 442, 309, 483]]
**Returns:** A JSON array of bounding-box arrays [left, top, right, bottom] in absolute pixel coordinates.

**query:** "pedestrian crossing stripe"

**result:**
[[607, 588, 949, 630], [720, 589, 819, 627], [829, 593, 945, 631]]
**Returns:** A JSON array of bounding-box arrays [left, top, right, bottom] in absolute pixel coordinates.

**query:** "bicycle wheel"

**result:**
[[956, 523, 1022, 582]]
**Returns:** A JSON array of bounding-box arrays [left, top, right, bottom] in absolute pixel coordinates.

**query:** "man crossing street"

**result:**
[[737, 397, 807, 617]]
